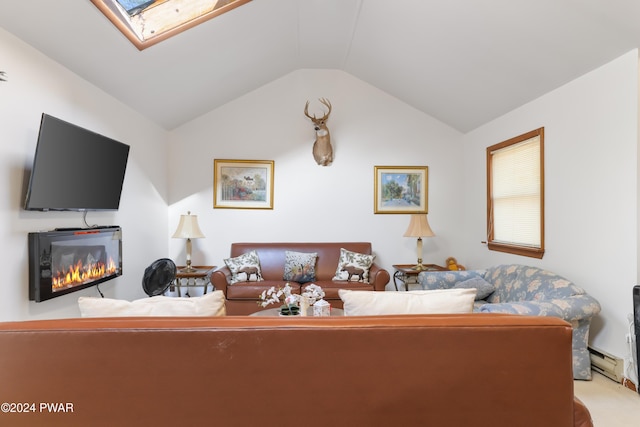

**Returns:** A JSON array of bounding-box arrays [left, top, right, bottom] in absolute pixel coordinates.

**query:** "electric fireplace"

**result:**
[[29, 227, 123, 302]]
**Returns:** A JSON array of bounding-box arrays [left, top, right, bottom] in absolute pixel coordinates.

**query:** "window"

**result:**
[[486, 128, 544, 258], [91, 0, 251, 50]]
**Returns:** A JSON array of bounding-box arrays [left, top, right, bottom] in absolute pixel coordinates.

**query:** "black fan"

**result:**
[[142, 258, 177, 297]]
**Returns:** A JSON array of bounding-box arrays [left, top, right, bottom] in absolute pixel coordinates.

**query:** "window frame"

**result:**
[[91, 0, 252, 50], [486, 127, 545, 259]]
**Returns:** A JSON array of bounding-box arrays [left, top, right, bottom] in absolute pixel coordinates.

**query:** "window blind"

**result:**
[[490, 135, 541, 247]]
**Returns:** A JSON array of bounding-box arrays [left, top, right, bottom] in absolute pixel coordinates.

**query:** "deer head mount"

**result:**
[[304, 98, 333, 166]]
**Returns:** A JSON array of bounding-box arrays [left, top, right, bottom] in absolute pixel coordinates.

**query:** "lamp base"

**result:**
[[412, 263, 428, 271], [180, 254, 197, 273]]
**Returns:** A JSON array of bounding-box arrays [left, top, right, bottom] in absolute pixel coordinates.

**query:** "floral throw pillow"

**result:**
[[332, 248, 375, 283], [223, 250, 264, 284], [283, 251, 317, 283]]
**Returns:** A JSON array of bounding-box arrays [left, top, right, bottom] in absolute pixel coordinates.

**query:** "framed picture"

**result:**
[[374, 166, 428, 214], [214, 159, 274, 209]]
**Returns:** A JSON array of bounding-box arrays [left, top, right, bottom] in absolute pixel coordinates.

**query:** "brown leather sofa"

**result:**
[[211, 242, 390, 315], [0, 314, 591, 427]]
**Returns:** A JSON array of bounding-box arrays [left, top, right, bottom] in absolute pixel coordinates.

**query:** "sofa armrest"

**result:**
[[574, 397, 594, 427], [417, 270, 486, 290], [479, 295, 601, 321], [369, 264, 390, 291], [211, 266, 231, 297]]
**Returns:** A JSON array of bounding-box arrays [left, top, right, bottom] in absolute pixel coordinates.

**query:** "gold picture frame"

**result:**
[[214, 159, 274, 209], [374, 166, 428, 214]]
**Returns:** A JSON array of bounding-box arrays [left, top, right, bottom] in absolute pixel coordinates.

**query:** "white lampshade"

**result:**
[[403, 214, 435, 271], [403, 214, 435, 238], [172, 211, 205, 239], [172, 211, 204, 273]]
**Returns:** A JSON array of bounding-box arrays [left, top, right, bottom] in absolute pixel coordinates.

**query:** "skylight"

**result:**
[[91, 0, 251, 50]]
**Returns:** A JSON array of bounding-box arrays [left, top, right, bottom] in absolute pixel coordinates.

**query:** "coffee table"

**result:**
[[250, 307, 344, 317]]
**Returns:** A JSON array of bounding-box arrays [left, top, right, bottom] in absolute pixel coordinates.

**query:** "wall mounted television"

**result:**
[[24, 113, 130, 211]]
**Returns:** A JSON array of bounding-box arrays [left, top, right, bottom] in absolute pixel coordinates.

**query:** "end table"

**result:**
[[392, 264, 447, 291], [167, 265, 216, 297]]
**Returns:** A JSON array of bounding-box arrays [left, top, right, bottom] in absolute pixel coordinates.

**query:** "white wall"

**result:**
[[461, 50, 639, 360], [0, 28, 170, 321], [167, 69, 466, 286]]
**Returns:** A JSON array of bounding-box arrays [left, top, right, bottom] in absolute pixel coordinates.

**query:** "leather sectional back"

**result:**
[[230, 242, 372, 281]]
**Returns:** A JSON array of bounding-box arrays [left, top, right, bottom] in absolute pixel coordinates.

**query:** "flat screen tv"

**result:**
[[24, 114, 130, 211]]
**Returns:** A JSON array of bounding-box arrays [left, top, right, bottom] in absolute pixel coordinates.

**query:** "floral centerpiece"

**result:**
[[258, 283, 300, 315], [301, 284, 325, 304], [299, 284, 325, 316]]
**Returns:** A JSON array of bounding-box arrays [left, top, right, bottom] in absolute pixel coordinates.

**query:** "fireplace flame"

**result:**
[[52, 257, 117, 292]]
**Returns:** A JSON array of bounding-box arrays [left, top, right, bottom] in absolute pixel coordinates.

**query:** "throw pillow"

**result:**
[[223, 250, 264, 284], [332, 248, 375, 282], [453, 277, 496, 300], [78, 290, 226, 317], [339, 288, 476, 316], [283, 250, 317, 283]]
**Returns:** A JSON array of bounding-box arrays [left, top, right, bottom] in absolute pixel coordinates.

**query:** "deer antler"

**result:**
[[318, 98, 331, 118], [304, 98, 332, 124], [304, 101, 314, 120]]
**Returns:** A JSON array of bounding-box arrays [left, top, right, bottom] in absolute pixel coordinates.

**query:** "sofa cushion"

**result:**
[[283, 250, 317, 283], [310, 280, 374, 300], [224, 250, 264, 284], [225, 281, 301, 300], [453, 277, 495, 300], [78, 290, 226, 317], [332, 248, 375, 282], [339, 288, 476, 316]]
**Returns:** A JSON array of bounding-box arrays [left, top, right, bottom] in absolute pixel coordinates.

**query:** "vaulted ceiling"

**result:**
[[1, 0, 640, 133]]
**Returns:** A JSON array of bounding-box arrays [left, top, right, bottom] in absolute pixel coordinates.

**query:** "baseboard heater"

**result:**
[[589, 346, 624, 382]]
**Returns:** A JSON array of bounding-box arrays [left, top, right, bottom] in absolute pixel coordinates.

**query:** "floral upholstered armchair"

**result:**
[[417, 264, 601, 380]]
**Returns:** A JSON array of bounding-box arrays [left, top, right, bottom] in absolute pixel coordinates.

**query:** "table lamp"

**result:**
[[172, 211, 205, 272], [403, 214, 435, 271]]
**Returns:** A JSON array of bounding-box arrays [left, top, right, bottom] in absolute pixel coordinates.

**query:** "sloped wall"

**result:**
[[0, 28, 170, 320], [167, 69, 466, 286]]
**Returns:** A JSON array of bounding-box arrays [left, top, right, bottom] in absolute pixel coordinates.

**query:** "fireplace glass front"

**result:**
[[29, 227, 123, 302]]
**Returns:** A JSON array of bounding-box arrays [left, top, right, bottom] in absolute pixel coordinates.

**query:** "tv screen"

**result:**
[[24, 114, 130, 211]]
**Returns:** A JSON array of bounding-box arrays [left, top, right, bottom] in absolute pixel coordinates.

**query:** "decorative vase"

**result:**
[[279, 305, 300, 316], [299, 295, 311, 317]]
